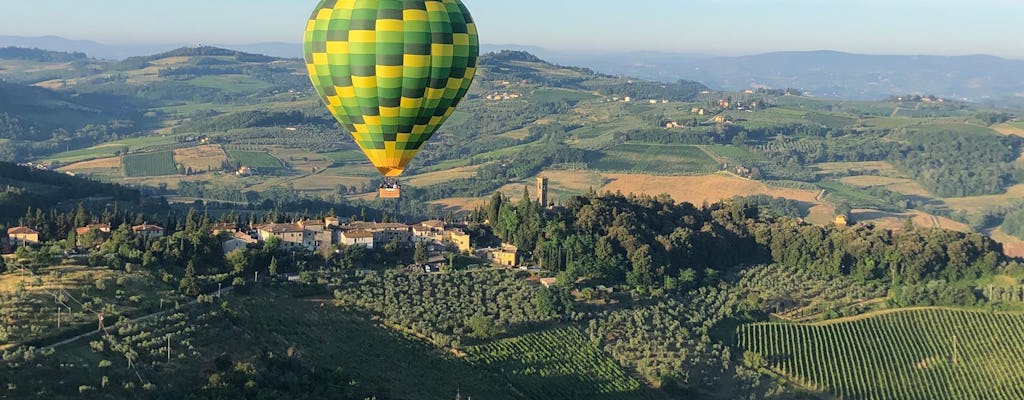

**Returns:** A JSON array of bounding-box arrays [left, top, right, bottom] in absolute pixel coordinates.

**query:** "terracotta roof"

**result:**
[[132, 224, 164, 232], [259, 223, 304, 234], [232, 231, 258, 243], [342, 230, 375, 239], [7, 226, 38, 235], [420, 220, 446, 228], [76, 224, 111, 235]]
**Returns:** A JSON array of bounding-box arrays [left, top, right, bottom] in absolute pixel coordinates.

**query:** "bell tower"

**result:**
[[537, 175, 549, 207]]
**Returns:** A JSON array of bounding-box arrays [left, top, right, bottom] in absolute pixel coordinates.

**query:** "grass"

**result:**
[[45, 136, 181, 164], [185, 75, 273, 94], [530, 88, 598, 103], [218, 294, 523, 400], [739, 308, 1024, 400], [466, 327, 662, 400], [123, 151, 178, 177], [173, 145, 228, 173], [817, 180, 889, 208], [704, 145, 766, 163], [591, 143, 717, 174], [226, 150, 285, 169]]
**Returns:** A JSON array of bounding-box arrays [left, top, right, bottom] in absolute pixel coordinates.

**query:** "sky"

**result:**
[[0, 0, 1022, 58]]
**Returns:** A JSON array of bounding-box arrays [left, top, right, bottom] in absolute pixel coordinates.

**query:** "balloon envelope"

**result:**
[[304, 0, 480, 177]]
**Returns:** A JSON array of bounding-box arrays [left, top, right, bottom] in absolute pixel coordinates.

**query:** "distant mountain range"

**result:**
[[3, 35, 1023, 101]]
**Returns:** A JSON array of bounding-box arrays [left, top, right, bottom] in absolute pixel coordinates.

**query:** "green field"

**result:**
[[47, 136, 180, 164], [467, 327, 660, 400], [704, 144, 767, 163], [226, 150, 285, 169], [186, 75, 273, 94], [738, 308, 1024, 399], [591, 143, 718, 174], [123, 151, 178, 177], [531, 88, 598, 103]]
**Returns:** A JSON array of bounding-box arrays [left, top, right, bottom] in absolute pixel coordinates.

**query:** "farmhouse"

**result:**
[[75, 224, 112, 236], [210, 223, 238, 235], [132, 224, 165, 239], [483, 244, 519, 267], [7, 227, 40, 246], [340, 230, 375, 249], [223, 231, 258, 254], [258, 223, 313, 250]]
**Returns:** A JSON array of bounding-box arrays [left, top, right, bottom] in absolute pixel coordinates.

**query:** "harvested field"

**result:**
[[600, 172, 821, 206], [405, 165, 480, 187], [991, 228, 1024, 259], [174, 145, 228, 173], [945, 184, 1024, 214]]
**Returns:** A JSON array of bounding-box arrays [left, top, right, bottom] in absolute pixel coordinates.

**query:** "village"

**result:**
[[4, 216, 523, 274]]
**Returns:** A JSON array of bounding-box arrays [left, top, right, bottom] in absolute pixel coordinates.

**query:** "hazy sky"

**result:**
[[1, 0, 1021, 58]]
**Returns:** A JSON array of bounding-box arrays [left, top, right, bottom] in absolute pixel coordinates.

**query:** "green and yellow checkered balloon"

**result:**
[[304, 0, 479, 177]]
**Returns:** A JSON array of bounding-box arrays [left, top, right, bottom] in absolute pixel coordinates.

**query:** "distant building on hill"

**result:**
[[132, 224, 165, 239], [7, 227, 40, 246], [223, 231, 258, 254]]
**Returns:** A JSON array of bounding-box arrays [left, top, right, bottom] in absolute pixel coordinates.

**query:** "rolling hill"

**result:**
[[0, 46, 1021, 254]]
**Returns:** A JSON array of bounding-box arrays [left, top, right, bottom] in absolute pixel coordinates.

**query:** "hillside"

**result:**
[[0, 162, 139, 221], [0, 47, 1022, 253], [549, 50, 1024, 101]]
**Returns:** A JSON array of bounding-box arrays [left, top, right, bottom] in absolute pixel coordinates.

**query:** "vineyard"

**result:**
[[738, 308, 1024, 399], [122, 151, 177, 177], [467, 327, 660, 400]]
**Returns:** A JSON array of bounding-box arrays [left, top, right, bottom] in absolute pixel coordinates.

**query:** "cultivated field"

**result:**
[[994, 122, 1024, 137], [226, 150, 285, 169], [57, 157, 124, 180], [991, 228, 1024, 259], [591, 143, 718, 175], [600, 172, 822, 206], [405, 165, 481, 187], [945, 184, 1024, 215], [467, 328, 659, 400], [813, 161, 899, 176], [850, 209, 969, 232], [122, 151, 178, 177], [739, 308, 1024, 400], [173, 145, 228, 172], [839, 176, 933, 198]]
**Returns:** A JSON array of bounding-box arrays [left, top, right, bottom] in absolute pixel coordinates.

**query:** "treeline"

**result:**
[[410, 144, 586, 201], [0, 162, 139, 222], [583, 79, 707, 102], [479, 192, 1014, 291], [173, 110, 334, 134], [890, 130, 1022, 197], [0, 47, 89, 62]]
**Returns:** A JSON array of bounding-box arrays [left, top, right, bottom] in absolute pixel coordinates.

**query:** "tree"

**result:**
[[226, 249, 249, 275], [64, 230, 78, 250], [534, 285, 573, 316], [0, 256, 6, 273], [414, 242, 428, 265], [179, 261, 199, 296], [466, 314, 499, 339], [269, 256, 279, 277]]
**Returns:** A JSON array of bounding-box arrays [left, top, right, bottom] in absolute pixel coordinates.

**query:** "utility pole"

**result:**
[[167, 335, 172, 363], [218, 283, 222, 297], [255, 271, 259, 283], [57, 307, 61, 329]]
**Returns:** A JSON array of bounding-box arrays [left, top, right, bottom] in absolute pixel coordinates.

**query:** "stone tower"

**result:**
[[537, 175, 549, 206]]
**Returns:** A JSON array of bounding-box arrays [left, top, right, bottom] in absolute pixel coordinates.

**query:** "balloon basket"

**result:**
[[379, 180, 401, 199]]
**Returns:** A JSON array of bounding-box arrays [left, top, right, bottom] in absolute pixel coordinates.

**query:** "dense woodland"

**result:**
[[481, 191, 1017, 295]]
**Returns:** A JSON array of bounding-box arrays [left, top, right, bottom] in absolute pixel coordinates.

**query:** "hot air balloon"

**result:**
[[304, 0, 480, 199]]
